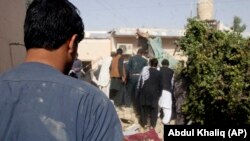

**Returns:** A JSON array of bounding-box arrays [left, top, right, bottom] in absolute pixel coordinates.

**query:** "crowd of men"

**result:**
[[69, 47, 176, 139]]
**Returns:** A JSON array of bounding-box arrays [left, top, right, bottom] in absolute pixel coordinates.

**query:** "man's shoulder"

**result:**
[[62, 76, 105, 96], [1, 70, 110, 111], [43, 74, 109, 102], [0, 63, 108, 101], [133, 55, 147, 61], [160, 67, 174, 74], [167, 67, 174, 73], [141, 56, 148, 62]]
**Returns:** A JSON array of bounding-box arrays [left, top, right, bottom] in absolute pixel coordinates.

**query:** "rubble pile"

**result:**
[[116, 106, 164, 139]]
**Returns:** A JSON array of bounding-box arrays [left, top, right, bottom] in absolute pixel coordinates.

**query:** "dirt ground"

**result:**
[[115, 106, 165, 140]]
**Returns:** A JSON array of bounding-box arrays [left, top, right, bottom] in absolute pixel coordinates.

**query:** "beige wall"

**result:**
[[112, 36, 186, 61], [77, 39, 111, 69], [0, 0, 26, 73], [77, 35, 186, 71], [162, 37, 186, 61], [113, 36, 138, 55], [114, 37, 137, 46]]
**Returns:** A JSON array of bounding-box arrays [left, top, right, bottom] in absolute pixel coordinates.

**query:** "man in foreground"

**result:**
[[0, 0, 123, 140]]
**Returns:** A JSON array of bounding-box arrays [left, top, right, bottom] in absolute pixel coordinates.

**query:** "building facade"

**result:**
[[77, 28, 186, 70], [109, 28, 185, 60]]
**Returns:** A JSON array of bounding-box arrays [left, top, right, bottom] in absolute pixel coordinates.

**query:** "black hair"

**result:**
[[161, 59, 169, 66], [116, 48, 123, 55], [137, 48, 144, 55], [24, 0, 84, 50], [150, 58, 158, 67]]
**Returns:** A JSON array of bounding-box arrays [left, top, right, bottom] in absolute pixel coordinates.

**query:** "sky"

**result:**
[[70, 0, 250, 33]]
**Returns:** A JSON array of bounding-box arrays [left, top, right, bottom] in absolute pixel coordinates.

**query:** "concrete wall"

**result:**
[[77, 35, 187, 70], [0, 0, 26, 73], [77, 38, 111, 69], [112, 36, 186, 61], [113, 36, 138, 55], [162, 37, 186, 61]]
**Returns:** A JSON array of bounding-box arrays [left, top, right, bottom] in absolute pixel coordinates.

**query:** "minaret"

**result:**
[[197, 0, 214, 20]]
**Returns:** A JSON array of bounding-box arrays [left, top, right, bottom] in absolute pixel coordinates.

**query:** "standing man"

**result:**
[[0, 0, 123, 141], [127, 48, 148, 107], [158, 59, 174, 125], [97, 53, 114, 97], [137, 58, 161, 129], [109, 48, 126, 106]]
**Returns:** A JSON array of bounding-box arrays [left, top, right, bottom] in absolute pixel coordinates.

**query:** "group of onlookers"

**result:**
[[68, 45, 177, 141], [108, 48, 175, 130]]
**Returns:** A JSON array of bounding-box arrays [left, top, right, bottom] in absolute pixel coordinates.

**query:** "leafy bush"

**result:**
[[178, 18, 250, 125]]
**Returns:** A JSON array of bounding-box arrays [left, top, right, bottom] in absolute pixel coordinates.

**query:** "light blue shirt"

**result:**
[[0, 62, 123, 141]]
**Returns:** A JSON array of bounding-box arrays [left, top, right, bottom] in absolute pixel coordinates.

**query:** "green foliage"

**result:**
[[231, 16, 247, 33], [178, 18, 250, 125]]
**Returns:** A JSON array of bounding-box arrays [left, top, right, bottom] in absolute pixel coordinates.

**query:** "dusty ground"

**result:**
[[115, 106, 164, 140]]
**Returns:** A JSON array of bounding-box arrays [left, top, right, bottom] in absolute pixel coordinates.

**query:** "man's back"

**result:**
[[127, 55, 147, 74], [110, 55, 124, 78], [0, 62, 123, 141], [160, 67, 174, 92]]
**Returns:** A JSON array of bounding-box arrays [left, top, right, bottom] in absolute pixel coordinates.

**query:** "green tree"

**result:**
[[178, 18, 250, 125], [231, 16, 247, 33]]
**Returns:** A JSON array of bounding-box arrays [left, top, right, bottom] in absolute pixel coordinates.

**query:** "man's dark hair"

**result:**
[[137, 48, 144, 55], [116, 48, 123, 55], [150, 58, 158, 67], [161, 59, 169, 67], [24, 0, 84, 50]]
